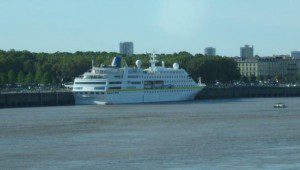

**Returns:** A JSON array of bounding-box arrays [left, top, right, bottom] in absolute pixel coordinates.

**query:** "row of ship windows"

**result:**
[[143, 76, 187, 79], [75, 81, 193, 85], [75, 81, 142, 85], [159, 70, 184, 74], [144, 89, 196, 93], [127, 74, 188, 79], [165, 80, 193, 83], [85, 75, 105, 79], [176, 85, 195, 87], [140, 70, 184, 74], [109, 85, 195, 90], [75, 92, 105, 95], [75, 82, 106, 85], [85, 74, 189, 79], [75, 89, 196, 95], [74, 85, 194, 91]]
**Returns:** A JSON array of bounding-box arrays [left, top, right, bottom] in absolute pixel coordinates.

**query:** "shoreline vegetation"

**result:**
[[0, 49, 240, 87]]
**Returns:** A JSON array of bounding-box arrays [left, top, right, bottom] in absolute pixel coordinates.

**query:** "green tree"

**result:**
[[0, 49, 242, 85], [7, 70, 16, 84], [23, 60, 35, 73], [35, 69, 43, 83], [297, 74, 300, 83], [185, 57, 241, 84], [241, 76, 249, 83], [250, 75, 257, 83], [274, 74, 281, 83], [0, 73, 8, 84], [17, 70, 25, 84], [258, 75, 265, 82], [24, 72, 34, 84], [41, 72, 51, 84]]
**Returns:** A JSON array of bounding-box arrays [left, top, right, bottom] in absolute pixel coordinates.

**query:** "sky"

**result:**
[[0, 0, 299, 56]]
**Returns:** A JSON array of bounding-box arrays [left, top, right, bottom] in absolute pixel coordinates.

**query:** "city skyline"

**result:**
[[0, 0, 299, 56]]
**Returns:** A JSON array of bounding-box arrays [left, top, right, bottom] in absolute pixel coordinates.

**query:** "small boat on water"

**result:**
[[273, 103, 287, 108]]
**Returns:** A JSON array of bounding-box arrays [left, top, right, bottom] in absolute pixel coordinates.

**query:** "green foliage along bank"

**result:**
[[0, 50, 241, 85]]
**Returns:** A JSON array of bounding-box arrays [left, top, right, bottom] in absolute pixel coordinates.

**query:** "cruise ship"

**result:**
[[72, 54, 205, 104]]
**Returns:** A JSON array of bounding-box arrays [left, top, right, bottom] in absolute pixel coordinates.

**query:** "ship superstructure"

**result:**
[[73, 54, 204, 104]]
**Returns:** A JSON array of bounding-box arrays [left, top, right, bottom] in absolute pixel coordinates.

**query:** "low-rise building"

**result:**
[[235, 56, 299, 81], [296, 59, 300, 76], [258, 57, 297, 80], [291, 51, 300, 59], [235, 57, 259, 77]]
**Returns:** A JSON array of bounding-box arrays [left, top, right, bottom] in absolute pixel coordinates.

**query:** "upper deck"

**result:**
[[72, 54, 201, 92]]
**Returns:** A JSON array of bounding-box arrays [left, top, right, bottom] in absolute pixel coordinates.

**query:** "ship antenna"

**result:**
[[92, 57, 95, 68], [150, 50, 158, 70]]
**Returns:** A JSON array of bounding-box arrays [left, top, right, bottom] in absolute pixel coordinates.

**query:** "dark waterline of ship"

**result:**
[[0, 97, 300, 169]]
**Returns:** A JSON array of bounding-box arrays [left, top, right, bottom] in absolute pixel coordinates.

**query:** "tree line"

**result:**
[[0, 50, 241, 85]]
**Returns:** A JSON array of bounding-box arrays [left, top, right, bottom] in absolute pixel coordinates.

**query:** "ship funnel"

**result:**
[[111, 56, 122, 68]]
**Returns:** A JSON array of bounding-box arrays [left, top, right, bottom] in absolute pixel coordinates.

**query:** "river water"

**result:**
[[0, 98, 300, 169]]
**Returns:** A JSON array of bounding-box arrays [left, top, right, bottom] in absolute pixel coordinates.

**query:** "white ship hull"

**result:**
[[74, 88, 202, 105], [73, 54, 206, 105]]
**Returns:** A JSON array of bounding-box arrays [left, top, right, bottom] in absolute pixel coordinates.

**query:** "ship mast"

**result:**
[[150, 53, 158, 71]]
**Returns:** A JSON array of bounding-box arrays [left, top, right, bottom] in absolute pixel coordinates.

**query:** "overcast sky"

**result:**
[[0, 0, 299, 56]]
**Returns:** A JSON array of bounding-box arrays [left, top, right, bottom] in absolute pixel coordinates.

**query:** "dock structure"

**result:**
[[196, 86, 300, 99], [0, 92, 74, 108], [1, 87, 300, 108]]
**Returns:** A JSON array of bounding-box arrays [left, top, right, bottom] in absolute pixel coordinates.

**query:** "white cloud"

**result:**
[[157, 0, 206, 37]]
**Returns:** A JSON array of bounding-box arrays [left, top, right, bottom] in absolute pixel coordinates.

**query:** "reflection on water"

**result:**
[[0, 98, 300, 169]]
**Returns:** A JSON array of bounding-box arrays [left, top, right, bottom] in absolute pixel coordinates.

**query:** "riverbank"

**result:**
[[1, 86, 300, 108]]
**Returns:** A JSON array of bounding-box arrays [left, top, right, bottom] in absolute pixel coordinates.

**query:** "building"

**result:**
[[258, 57, 297, 80], [240, 45, 254, 58], [235, 57, 259, 77], [296, 59, 300, 77], [119, 42, 134, 56], [235, 56, 299, 81], [204, 47, 216, 56], [291, 51, 300, 59]]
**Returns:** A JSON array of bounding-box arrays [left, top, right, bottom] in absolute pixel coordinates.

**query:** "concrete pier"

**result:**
[[0, 92, 74, 108], [196, 86, 300, 99], [1, 86, 300, 108]]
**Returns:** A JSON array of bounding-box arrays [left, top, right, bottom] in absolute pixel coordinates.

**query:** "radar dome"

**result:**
[[135, 60, 142, 68], [173, 63, 179, 70]]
